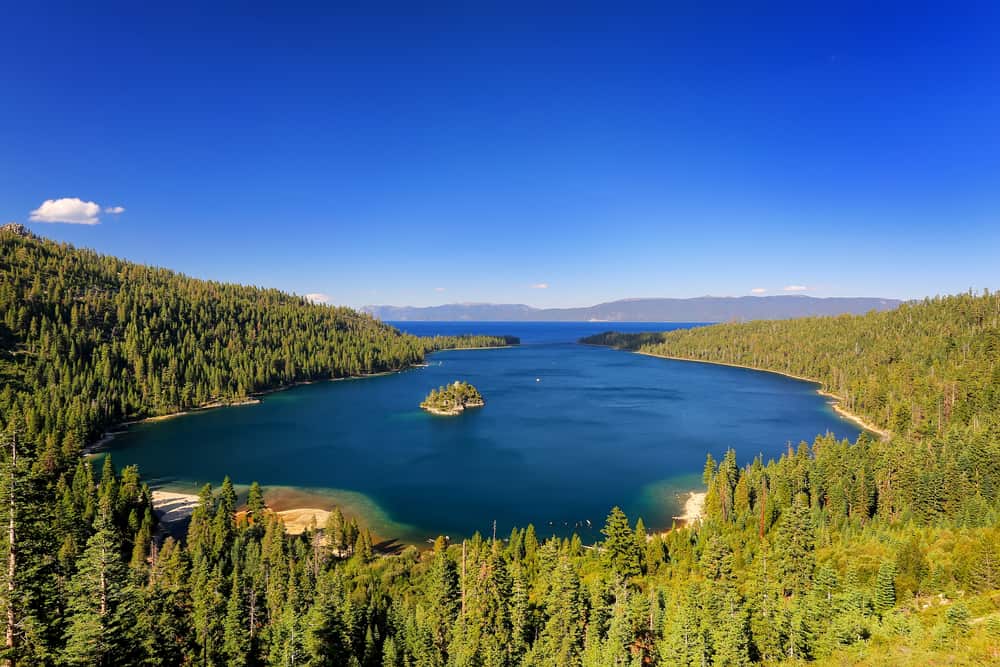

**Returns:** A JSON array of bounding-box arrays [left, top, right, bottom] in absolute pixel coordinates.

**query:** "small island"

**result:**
[[420, 381, 485, 416]]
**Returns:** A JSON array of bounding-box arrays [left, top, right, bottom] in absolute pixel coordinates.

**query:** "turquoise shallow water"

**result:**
[[106, 322, 860, 542]]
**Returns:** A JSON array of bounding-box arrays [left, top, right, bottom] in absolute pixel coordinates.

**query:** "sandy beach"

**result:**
[[673, 490, 706, 525], [275, 508, 331, 535], [152, 490, 201, 536], [151, 490, 332, 536]]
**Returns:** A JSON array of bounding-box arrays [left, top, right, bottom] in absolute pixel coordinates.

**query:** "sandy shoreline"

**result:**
[[633, 351, 891, 440], [151, 491, 331, 536], [274, 508, 330, 535], [673, 491, 706, 526], [151, 490, 202, 536]]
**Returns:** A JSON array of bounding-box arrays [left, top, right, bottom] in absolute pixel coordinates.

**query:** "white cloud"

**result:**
[[434, 287, 446, 292], [104, 205, 125, 214], [30, 198, 102, 224], [783, 285, 809, 292], [750, 287, 767, 294], [530, 283, 549, 289], [305, 293, 333, 304]]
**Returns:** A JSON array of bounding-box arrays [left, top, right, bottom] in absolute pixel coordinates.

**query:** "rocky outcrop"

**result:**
[[1, 223, 36, 239]]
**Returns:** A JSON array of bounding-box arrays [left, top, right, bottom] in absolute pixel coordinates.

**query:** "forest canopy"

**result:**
[[420, 381, 485, 415], [0, 228, 514, 460], [1, 230, 998, 665]]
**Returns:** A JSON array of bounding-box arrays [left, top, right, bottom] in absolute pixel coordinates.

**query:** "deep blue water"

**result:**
[[106, 322, 860, 542]]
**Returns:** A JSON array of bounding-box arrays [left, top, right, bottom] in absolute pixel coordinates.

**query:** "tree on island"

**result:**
[[420, 381, 485, 415]]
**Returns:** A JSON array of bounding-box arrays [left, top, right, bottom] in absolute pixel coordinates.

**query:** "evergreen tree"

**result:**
[[223, 567, 251, 666], [304, 570, 351, 666], [601, 507, 641, 580], [424, 545, 459, 658], [137, 537, 196, 665], [874, 561, 897, 615], [247, 481, 266, 525], [325, 508, 346, 558], [775, 500, 814, 597], [538, 557, 585, 666], [63, 498, 138, 666]]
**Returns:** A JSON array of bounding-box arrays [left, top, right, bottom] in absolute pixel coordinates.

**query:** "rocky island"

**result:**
[[420, 381, 485, 416]]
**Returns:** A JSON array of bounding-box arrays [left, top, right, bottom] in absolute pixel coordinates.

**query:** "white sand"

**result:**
[[673, 491, 706, 525], [276, 507, 330, 535], [152, 490, 201, 530]]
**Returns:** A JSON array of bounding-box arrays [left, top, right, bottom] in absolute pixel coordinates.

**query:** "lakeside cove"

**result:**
[[104, 321, 864, 545], [86, 336, 520, 455]]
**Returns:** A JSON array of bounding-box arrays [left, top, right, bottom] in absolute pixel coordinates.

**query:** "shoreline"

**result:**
[[84, 364, 425, 454], [672, 490, 706, 527], [421, 400, 485, 416], [430, 344, 517, 352], [86, 343, 518, 455], [151, 490, 385, 542], [151, 491, 331, 537], [629, 350, 891, 440]]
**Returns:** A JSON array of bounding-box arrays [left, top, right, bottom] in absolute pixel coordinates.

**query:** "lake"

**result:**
[[105, 321, 861, 543]]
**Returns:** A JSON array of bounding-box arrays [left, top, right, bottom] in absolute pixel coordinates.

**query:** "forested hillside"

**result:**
[[1, 231, 998, 665], [0, 227, 514, 461], [583, 292, 1000, 441], [584, 293, 1000, 525]]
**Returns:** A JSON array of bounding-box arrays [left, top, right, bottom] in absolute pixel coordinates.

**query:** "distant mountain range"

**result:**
[[364, 295, 903, 322]]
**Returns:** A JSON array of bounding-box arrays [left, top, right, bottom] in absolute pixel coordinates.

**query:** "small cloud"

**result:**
[[305, 293, 333, 304], [30, 197, 102, 224], [783, 285, 809, 292], [434, 287, 446, 292], [104, 206, 125, 214], [530, 283, 549, 289], [750, 287, 767, 294]]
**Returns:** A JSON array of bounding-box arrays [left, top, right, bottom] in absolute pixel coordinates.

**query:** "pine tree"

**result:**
[[703, 453, 716, 487], [425, 546, 459, 658], [212, 476, 237, 560], [304, 570, 351, 666], [874, 561, 897, 615], [633, 517, 648, 575], [785, 600, 813, 662], [601, 507, 640, 580], [325, 508, 346, 557], [246, 481, 266, 525], [137, 537, 196, 665], [223, 568, 250, 666], [538, 556, 585, 665], [944, 602, 971, 637], [190, 559, 225, 665], [63, 498, 138, 666], [0, 430, 27, 665], [660, 584, 709, 667], [270, 569, 306, 666], [775, 500, 815, 597], [509, 565, 530, 662]]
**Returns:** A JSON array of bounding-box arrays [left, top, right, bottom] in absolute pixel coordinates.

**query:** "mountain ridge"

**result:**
[[364, 295, 903, 322]]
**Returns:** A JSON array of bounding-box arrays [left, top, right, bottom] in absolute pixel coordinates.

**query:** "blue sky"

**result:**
[[2, 3, 998, 308]]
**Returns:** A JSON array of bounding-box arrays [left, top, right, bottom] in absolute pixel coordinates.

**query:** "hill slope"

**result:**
[[0, 228, 511, 452], [1, 230, 996, 666], [583, 292, 1000, 441]]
